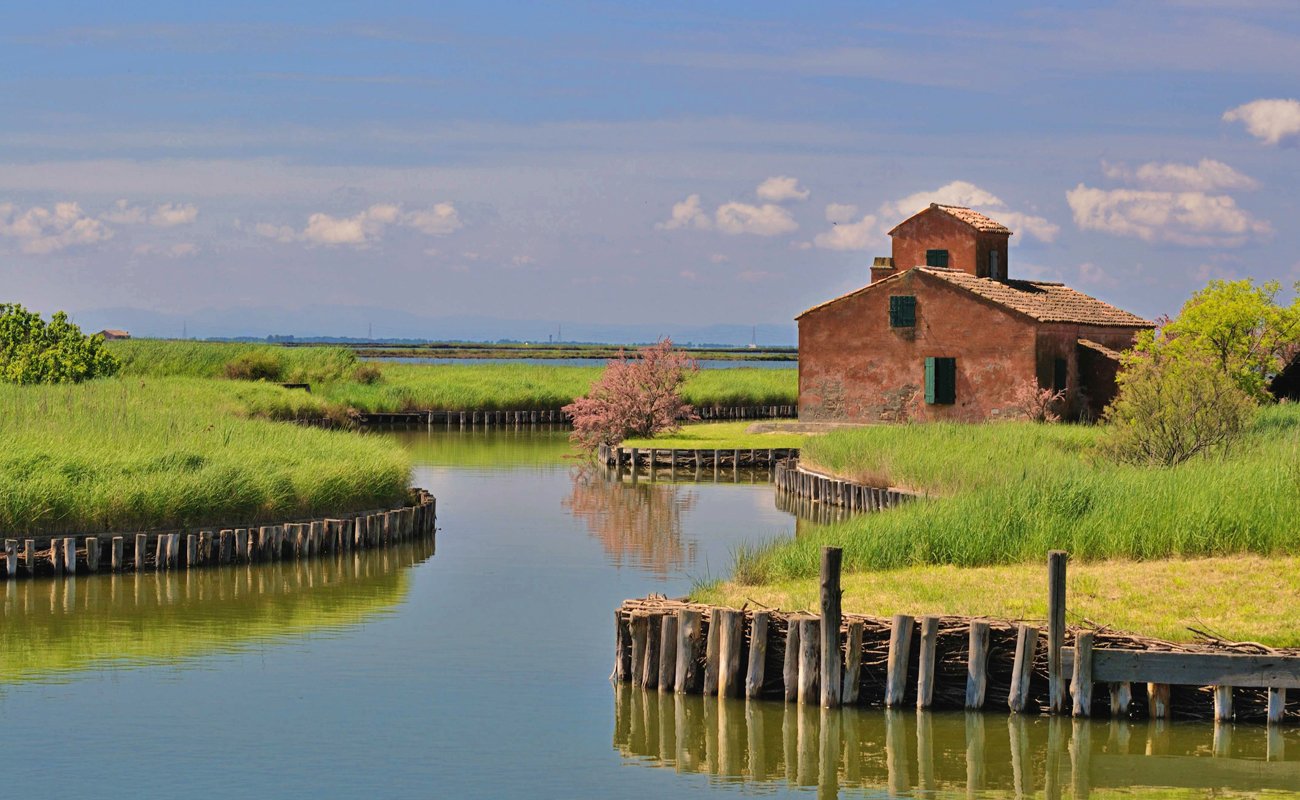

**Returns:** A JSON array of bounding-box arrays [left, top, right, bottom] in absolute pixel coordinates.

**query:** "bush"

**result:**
[[0, 303, 121, 384], [223, 350, 285, 382], [562, 339, 698, 450], [353, 363, 384, 385], [1011, 380, 1065, 422]]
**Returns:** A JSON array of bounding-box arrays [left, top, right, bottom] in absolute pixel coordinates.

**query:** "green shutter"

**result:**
[[925, 357, 956, 404], [926, 249, 949, 268], [889, 295, 916, 327], [925, 357, 937, 403]]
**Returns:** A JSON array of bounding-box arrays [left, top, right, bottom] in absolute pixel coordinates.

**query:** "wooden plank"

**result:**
[[797, 616, 819, 705], [1058, 648, 1300, 690], [1072, 631, 1094, 717], [1047, 550, 1068, 714], [841, 620, 863, 705], [675, 609, 704, 693], [1008, 624, 1039, 714], [782, 616, 801, 703], [966, 620, 990, 710], [819, 547, 842, 708], [658, 614, 678, 693], [916, 616, 939, 710], [745, 611, 769, 699], [884, 614, 914, 707], [717, 609, 744, 698]]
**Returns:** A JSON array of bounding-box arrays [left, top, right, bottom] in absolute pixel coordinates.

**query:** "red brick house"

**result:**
[[797, 203, 1153, 422]]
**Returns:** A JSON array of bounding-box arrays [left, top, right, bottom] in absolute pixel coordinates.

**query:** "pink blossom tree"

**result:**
[[563, 339, 699, 450]]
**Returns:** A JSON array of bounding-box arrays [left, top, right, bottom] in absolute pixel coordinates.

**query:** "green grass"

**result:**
[[0, 377, 410, 535], [109, 339, 359, 383], [726, 405, 1300, 585], [622, 421, 809, 450]]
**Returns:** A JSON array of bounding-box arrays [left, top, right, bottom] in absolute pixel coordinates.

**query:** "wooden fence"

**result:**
[[774, 460, 917, 511], [357, 404, 797, 428]]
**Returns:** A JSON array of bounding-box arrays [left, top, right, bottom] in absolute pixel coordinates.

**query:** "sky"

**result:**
[[1, 1, 1299, 342]]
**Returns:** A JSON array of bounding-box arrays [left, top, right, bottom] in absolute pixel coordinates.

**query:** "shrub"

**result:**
[[353, 363, 384, 385], [0, 303, 121, 384], [563, 339, 699, 450], [223, 350, 285, 382], [1011, 380, 1065, 422]]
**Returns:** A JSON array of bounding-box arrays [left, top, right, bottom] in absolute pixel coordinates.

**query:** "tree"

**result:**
[[1010, 380, 1065, 423], [563, 339, 698, 450], [1104, 331, 1256, 466], [0, 304, 121, 384], [1161, 279, 1300, 400]]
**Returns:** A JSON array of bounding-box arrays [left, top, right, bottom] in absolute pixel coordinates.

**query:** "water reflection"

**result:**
[[613, 686, 1300, 798], [565, 465, 699, 578], [0, 539, 434, 684]]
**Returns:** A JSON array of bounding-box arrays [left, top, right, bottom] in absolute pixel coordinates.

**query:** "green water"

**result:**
[[0, 427, 1294, 798]]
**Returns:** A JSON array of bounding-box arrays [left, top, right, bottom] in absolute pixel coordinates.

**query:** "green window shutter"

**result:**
[[889, 295, 916, 327], [926, 357, 956, 404], [926, 249, 949, 268], [924, 357, 937, 403]]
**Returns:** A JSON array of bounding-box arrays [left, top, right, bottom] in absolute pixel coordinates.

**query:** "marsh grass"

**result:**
[[621, 421, 808, 450], [0, 377, 410, 535], [110, 340, 357, 383]]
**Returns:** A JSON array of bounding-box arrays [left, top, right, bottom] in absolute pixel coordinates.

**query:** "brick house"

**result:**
[[797, 203, 1153, 422]]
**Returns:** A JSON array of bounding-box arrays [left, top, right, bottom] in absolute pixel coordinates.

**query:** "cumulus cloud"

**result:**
[[1077, 262, 1117, 288], [880, 180, 1005, 219], [257, 202, 461, 247], [756, 175, 810, 202], [1066, 184, 1271, 247], [1101, 159, 1259, 192], [824, 203, 859, 224], [656, 194, 713, 230], [813, 213, 879, 251], [0, 201, 114, 254], [714, 202, 799, 236], [101, 199, 147, 224], [1223, 98, 1300, 145], [102, 199, 199, 226]]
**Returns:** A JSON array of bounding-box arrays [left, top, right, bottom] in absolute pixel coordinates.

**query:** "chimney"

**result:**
[[870, 256, 896, 284]]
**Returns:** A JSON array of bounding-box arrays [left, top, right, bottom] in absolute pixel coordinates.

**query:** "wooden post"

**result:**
[[1047, 550, 1068, 714], [717, 609, 744, 698], [819, 547, 842, 708], [111, 536, 124, 571], [1072, 631, 1094, 717], [797, 616, 819, 705], [1213, 685, 1233, 722], [63, 537, 77, 574], [658, 614, 678, 693], [1267, 688, 1287, 726], [745, 611, 770, 699], [630, 614, 648, 687], [642, 613, 662, 690], [48, 538, 61, 574], [885, 614, 914, 708], [783, 616, 802, 703], [842, 620, 863, 705], [1147, 683, 1171, 720], [85, 537, 100, 572], [23, 539, 34, 572], [966, 620, 990, 710], [676, 609, 704, 693], [1009, 624, 1039, 714], [1109, 682, 1132, 717], [614, 611, 631, 682], [916, 616, 939, 710], [134, 534, 147, 570], [219, 529, 233, 563], [4, 539, 15, 578], [703, 609, 721, 695], [186, 534, 198, 567]]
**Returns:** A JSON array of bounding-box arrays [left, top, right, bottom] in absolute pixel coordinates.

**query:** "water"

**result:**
[[368, 356, 796, 369], [0, 428, 1296, 798]]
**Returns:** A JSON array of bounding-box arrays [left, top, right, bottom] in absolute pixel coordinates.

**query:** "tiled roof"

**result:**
[[887, 203, 1013, 236], [918, 268, 1153, 326], [1077, 339, 1124, 360]]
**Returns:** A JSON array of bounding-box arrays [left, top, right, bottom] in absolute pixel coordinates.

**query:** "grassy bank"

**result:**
[[697, 555, 1300, 647], [622, 421, 808, 450], [726, 404, 1300, 582], [109, 339, 358, 383], [0, 377, 410, 535]]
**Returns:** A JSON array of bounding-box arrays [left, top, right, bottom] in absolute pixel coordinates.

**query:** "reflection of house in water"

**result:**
[[564, 466, 698, 578]]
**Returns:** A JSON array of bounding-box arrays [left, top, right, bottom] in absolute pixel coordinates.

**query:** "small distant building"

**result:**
[[97, 329, 131, 340], [797, 203, 1153, 422]]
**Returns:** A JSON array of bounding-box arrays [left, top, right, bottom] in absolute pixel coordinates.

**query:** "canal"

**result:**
[[0, 427, 1296, 798]]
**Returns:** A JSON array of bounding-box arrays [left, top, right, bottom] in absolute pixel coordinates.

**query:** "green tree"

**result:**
[[1162, 279, 1300, 399], [0, 304, 122, 384]]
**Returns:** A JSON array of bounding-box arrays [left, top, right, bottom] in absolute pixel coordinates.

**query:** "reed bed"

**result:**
[[0, 378, 410, 535], [109, 340, 358, 383]]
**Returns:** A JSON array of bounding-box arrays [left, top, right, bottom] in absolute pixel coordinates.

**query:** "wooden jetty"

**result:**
[[614, 549, 1300, 726], [357, 404, 797, 428], [0, 489, 436, 580]]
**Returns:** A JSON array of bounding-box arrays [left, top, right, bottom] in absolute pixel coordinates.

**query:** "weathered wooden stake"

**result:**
[[658, 614, 678, 693], [885, 614, 914, 708], [966, 620, 990, 710], [1147, 683, 1171, 719], [717, 609, 744, 698], [642, 612, 662, 690], [134, 533, 147, 570], [1268, 687, 1287, 726], [703, 609, 721, 695], [23, 539, 34, 572], [111, 536, 124, 571], [1047, 550, 1068, 714], [797, 616, 819, 705], [63, 537, 77, 574], [614, 610, 631, 682], [4, 539, 16, 578], [1071, 631, 1094, 717], [819, 547, 842, 708], [783, 617, 802, 703], [1109, 682, 1132, 717], [630, 614, 648, 686], [916, 616, 940, 710], [85, 537, 100, 572], [1009, 624, 1039, 714], [842, 620, 863, 705], [745, 611, 770, 698], [675, 609, 704, 693], [1213, 685, 1234, 722]]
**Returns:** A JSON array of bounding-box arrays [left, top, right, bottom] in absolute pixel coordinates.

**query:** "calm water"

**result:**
[[0, 428, 1296, 798], [369, 356, 796, 369]]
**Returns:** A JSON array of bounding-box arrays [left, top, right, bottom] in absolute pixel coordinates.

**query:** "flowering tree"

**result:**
[[563, 339, 698, 450], [1011, 380, 1065, 422]]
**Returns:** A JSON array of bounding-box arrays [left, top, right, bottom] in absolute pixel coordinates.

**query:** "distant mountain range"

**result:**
[[70, 305, 798, 347]]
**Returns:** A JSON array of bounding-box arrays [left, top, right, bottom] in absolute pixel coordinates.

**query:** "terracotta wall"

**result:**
[[890, 209, 1009, 279]]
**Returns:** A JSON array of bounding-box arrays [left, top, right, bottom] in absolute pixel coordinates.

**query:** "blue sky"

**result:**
[[1, 1, 1298, 340]]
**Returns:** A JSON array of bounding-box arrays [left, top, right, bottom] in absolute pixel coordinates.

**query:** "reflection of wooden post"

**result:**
[[1070, 718, 1092, 799], [916, 616, 939, 710], [1071, 631, 1094, 717], [1009, 624, 1039, 713], [1008, 715, 1029, 798], [965, 712, 986, 795], [1048, 550, 1068, 714], [916, 710, 935, 793], [966, 620, 990, 710], [885, 614, 914, 707], [819, 547, 842, 708], [746, 611, 770, 698], [884, 709, 908, 796]]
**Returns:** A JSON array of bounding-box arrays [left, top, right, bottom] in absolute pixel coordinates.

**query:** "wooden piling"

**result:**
[[704, 610, 721, 696], [717, 609, 744, 698], [745, 611, 770, 699], [4, 539, 15, 578], [1047, 550, 1068, 714], [797, 617, 819, 705], [783, 617, 802, 703], [23, 539, 34, 572], [842, 620, 863, 705], [614, 611, 631, 682], [1268, 688, 1286, 726], [885, 614, 914, 708], [819, 547, 842, 708], [1008, 624, 1039, 714], [1214, 685, 1233, 722], [1148, 683, 1171, 719], [1072, 631, 1094, 717], [186, 533, 198, 567], [658, 615, 678, 693], [643, 613, 662, 691], [85, 537, 100, 572], [219, 529, 233, 563], [630, 614, 648, 686], [966, 620, 990, 710], [1109, 682, 1132, 717], [675, 609, 704, 694], [135, 533, 147, 570], [63, 537, 76, 574], [111, 536, 124, 571], [916, 616, 940, 710]]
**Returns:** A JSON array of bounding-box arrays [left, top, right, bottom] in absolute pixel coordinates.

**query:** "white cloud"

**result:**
[[824, 203, 859, 223], [992, 211, 1060, 244], [1066, 184, 1272, 247], [880, 180, 1004, 219], [403, 202, 462, 235], [101, 199, 147, 224], [756, 175, 810, 202], [714, 202, 798, 236], [149, 202, 199, 227], [1223, 98, 1300, 145], [656, 194, 712, 230], [812, 213, 879, 251], [1101, 158, 1259, 192], [1077, 262, 1117, 288], [133, 242, 200, 258], [253, 222, 297, 243], [257, 201, 460, 247], [0, 201, 114, 254]]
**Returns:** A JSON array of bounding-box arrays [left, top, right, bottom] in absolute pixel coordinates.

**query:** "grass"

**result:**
[[696, 554, 1300, 647], [0, 377, 410, 535], [109, 339, 359, 383], [724, 403, 1300, 587], [622, 421, 809, 450]]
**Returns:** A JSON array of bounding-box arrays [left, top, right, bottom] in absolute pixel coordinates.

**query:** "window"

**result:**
[[1053, 358, 1067, 392], [989, 251, 1000, 280], [925, 249, 949, 268], [889, 295, 916, 327], [925, 357, 957, 404]]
